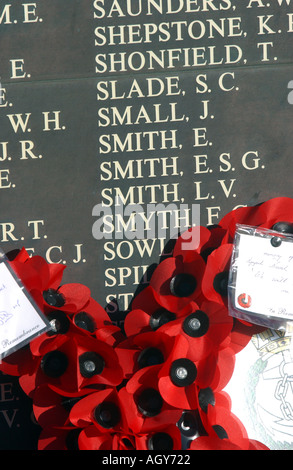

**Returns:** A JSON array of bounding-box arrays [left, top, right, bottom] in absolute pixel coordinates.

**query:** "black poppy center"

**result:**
[[41, 350, 68, 378], [183, 310, 209, 338], [149, 309, 176, 331], [170, 358, 197, 387], [74, 312, 96, 333], [272, 221, 293, 234], [213, 271, 229, 297], [148, 432, 174, 450], [178, 411, 198, 437], [136, 388, 163, 417], [198, 387, 215, 414], [213, 424, 229, 440], [94, 401, 121, 429], [65, 429, 81, 451], [79, 351, 105, 378], [61, 396, 81, 412], [170, 273, 197, 298], [47, 310, 70, 336], [137, 347, 164, 369], [43, 289, 65, 308]]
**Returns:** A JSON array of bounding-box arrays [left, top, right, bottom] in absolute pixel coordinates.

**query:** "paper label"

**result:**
[[234, 233, 293, 321], [0, 260, 49, 359]]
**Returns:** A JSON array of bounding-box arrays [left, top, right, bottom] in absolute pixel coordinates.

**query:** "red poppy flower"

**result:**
[[33, 383, 83, 428], [197, 388, 232, 415], [30, 298, 111, 357], [173, 226, 212, 260], [114, 330, 175, 379], [248, 439, 270, 450], [124, 286, 194, 337], [72, 297, 112, 333], [69, 388, 129, 435], [201, 244, 233, 306], [9, 249, 91, 315], [95, 324, 125, 347], [173, 225, 227, 262], [258, 197, 293, 232], [9, 249, 66, 308], [42, 283, 91, 315], [78, 425, 137, 450], [157, 335, 218, 410], [218, 204, 267, 242], [135, 424, 182, 450], [199, 405, 249, 449], [159, 300, 233, 362], [150, 253, 206, 311], [38, 426, 81, 450], [189, 436, 243, 450], [118, 364, 182, 434], [19, 334, 123, 397], [0, 344, 38, 377], [229, 318, 264, 354]]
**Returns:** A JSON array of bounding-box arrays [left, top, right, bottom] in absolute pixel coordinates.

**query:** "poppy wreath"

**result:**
[[2, 197, 292, 451]]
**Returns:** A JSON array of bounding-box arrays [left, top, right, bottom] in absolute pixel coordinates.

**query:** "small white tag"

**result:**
[[0, 260, 50, 359], [234, 232, 293, 322]]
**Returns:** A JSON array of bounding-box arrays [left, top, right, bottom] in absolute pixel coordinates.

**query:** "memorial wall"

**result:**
[[0, 0, 293, 449]]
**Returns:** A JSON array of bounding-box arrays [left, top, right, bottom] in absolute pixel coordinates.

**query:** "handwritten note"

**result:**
[[0, 260, 50, 359], [233, 232, 293, 322]]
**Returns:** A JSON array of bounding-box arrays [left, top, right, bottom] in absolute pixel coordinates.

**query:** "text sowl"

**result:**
[[194, 179, 236, 200]]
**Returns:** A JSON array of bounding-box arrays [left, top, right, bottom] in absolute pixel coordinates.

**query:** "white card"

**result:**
[[0, 260, 50, 359], [233, 231, 293, 322]]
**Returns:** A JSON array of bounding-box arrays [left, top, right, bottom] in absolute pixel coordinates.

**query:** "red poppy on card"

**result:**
[[201, 244, 233, 305], [119, 364, 182, 434], [124, 286, 194, 337], [150, 253, 205, 311], [115, 330, 175, 379], [159, 301, 233, 362], [135, 424, 182, 450]]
